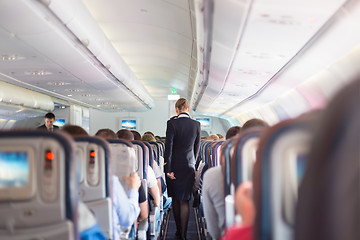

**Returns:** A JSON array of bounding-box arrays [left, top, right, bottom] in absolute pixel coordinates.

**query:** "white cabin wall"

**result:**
[[89, 99, 231, 137], [89, 99, 170, 136]]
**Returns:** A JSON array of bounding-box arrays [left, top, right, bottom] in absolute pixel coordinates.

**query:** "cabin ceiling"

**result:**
[[0, 0, 359, 123]]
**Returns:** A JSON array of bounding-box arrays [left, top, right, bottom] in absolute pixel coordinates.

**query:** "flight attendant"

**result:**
[[164, 98, 201, 239], [37, 112, 60, 131]]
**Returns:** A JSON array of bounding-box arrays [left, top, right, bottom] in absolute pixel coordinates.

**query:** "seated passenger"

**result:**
[[95, 128, 118, 139], [221, 182, 255, 240], [116, 129, 149, 225], [94, 129, 141, 238], [142, 133, 163, 193], [225, 126, 241, 140], [142, 133, 172, 213], [241, 118, 269, 130], [202, 120, 266, 240], [117, 129, 135, 141], [217, 133, 225, 140], [131, 130, 142, 141], [208, 134, 220, 141]]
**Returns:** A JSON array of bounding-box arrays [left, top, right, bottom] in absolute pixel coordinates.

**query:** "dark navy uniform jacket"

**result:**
[[164, 112, 201, 200]]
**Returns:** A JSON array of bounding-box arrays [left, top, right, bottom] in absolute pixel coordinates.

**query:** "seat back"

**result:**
[[156, 140, 165, 158], [149, 141, 160, 166], [220, 138, 236, 228], [295, 79, 360, 240], [107, 139, 136, 193], [254, 118, 313, 240], [131, 141, 148, 181], [74, 136, 112, 239], [210, 141, 224, 166], [232, 128, 263, 187], [0, 130, 77, 240]]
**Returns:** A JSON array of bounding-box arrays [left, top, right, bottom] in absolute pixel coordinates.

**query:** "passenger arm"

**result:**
[[113, 175, 140, 228]]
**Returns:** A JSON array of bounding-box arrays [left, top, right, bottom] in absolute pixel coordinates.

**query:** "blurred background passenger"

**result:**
[[95, 128, 141, 239], [131, 130, 142, 141], [117, 129, 135, 141], [208, 134, 220, 141], [225, 126, 241, 139], [95, 128, 118, 139]]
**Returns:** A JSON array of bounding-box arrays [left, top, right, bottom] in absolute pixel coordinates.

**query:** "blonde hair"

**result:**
[[142, 133, 156, 142], [175, 98, 189, 112], [208, 134, 219, 140]]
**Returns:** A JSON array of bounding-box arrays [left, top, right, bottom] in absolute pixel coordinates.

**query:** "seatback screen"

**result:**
[[296, 153, 307, 182], [0, 152, 29, 188]]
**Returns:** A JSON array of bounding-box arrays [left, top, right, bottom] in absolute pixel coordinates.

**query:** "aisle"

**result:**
[[164, 201, 200, 240]]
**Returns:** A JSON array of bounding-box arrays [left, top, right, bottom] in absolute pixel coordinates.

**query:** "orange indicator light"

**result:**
[[90, 151, 96, 158], [46, 151, 54, 160]]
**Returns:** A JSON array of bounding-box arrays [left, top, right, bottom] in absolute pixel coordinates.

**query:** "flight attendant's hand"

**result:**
[[166, 172, 176, 180]]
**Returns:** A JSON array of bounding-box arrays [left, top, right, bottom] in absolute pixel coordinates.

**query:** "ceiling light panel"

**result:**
[[83, 0, 193, 100], [197, 0, 346, 116]]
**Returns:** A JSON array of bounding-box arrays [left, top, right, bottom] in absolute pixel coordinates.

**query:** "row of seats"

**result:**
[[194, 116, 314, 240], [0, 130, 168, 240], [196, 78, 360, 240]]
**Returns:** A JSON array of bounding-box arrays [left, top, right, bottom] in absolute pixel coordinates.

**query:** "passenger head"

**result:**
[[155, 136, 161, 141], [216, 134, 225, 140], [208, 134, 219, 141], [242, 118, 269, 131], [142, 133, 156, 142], [225, 126, 241, 139], [61, 124, 88, 137], [131, 130, 141, 141], [117, 129, 134, 141], [95, 128, 117, 139], [175, 98, 189, 114], [143, 131, 155, 137], [44, 112, 56, 129]]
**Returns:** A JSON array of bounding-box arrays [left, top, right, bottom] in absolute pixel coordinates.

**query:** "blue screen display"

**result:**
[[0, 152, 29, 188], [54, 119, 66, 127], [296, 154, 307, 181], [122, 120, 137, 130], [196, 118, 210, 128]]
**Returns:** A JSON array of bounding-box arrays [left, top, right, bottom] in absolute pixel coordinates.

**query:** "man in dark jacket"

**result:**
[[37, 112, 60, 131], [164, 98, 201, 239]]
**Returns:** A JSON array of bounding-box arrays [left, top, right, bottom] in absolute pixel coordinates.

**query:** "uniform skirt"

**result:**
[[166, 164, 195, 201]]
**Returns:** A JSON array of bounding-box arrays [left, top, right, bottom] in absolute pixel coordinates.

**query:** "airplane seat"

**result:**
[[210, 141, 224, 166], [106, 139, 137, 239], [74, 136, 112, 239], [220, 138, 237, 229], [0, 130, 78, 240], [148, 141, 165, 226], [130, 141, 149, 240], [156, 140, 165, 158], [142, 141, 160, 239], [222, 128, 263, 228], [295, 78, 360, 240], [253, 118, 314, 240], [148, 141, 160, 166]]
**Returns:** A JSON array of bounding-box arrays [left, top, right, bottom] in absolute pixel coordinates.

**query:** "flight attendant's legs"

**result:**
[[180, 200, 190, 239], [172, 200, 182, 235], [172, 200, 190, 239]]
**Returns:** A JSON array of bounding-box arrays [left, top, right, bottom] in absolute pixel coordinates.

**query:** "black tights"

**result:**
[[172, 200, 190, 238]]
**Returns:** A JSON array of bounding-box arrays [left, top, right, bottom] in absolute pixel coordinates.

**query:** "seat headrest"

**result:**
[[295, 78, 360, 240]]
